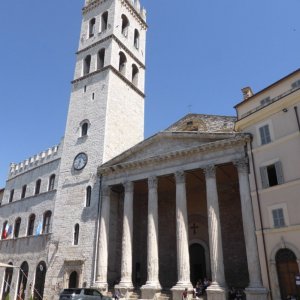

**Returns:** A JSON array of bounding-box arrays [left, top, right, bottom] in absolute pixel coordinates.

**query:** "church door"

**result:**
[[34, 261, 47, 300], [276, 248, 300, 299], [69, 271, 78, 288], [189, 243, 206, 286]]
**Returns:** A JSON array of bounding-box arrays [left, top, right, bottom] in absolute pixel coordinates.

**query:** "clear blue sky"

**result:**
[[1, 0, 300, 187]]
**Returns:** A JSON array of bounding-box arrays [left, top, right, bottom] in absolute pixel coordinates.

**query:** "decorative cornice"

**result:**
[[77, 34, 145, 69], [71, 65, 145, 98], [97, 134, 251, 176], [83, 0, 148, 29]]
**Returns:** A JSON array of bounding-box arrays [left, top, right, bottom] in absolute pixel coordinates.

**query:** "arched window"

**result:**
[[97, 48, 105, 70], [27, 214, 35, 236], [48, 174, 55, 191], [134, 29, 140, 49], [1, 221, 8, 239], [34, 261, 47, 300], [121, 14, 129, 37], [86, 186, 92, 207], [1, 263, 13, 300], [35, 179, 41, 195], [276, 248, 299, 299], [17, 262, 29, 300], [69, 271, 78, 288], [89, 18, 96, 38], [119, 52, 127, 75], [83, 55, 91, 75], [21, 185, 27, 199], [9, 189, 14, 203], [14, 217, 21, 238], [101, 11, 108, 32], [74, 224, 79, 245], [43, 211, 52, 234], [132, 64, 139, 86], [81, 122, 88, 137]]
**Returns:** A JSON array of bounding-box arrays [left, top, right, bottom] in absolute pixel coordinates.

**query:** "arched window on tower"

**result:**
[[43, 211, 52, 234], [83, 55, 91, 75], [101, 11, 108, 32], [134, 29, 140, 49], [35, 179, 41, 195], [121, 14, 129, 37], [86, 186, 92, 207], [97, 48, 105, 70], [48, 174, 55, 191], [74, 224, 79, 245], [132, 64, 139, 86], [81, 122, 89, 137], [88, 18, 96, 38], [119, 52, 127, 76], [27, 214, 35, 236], [14, 217, 21, 238]]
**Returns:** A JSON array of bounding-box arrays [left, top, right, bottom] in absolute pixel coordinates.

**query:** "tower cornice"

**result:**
[[71, 65, 145, 98], [77, 34, 145, 69], [83, 0, 147, 29]]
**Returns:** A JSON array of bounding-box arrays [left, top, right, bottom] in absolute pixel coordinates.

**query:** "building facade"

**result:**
[[0, 1, 299, 300], [235, 69, 300, 300]]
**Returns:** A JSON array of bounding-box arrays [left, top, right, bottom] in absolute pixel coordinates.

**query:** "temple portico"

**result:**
[[94, 126, 268, 300]]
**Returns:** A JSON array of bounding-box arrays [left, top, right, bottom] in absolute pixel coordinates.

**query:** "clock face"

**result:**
[[73, 152, 88, 170]]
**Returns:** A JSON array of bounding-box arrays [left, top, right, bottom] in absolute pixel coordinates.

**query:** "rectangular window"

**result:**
[[21, 185, 27, 199], [9, 190, 14, 203], [272, 208, 285, 228], [260, 161, 284, 188], [259, 125, 271, 145]]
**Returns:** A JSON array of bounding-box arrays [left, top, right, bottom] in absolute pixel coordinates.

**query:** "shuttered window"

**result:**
[[259, 124, 271, 145], [260, 161, 284, 188], [272, 208, 285, 228]]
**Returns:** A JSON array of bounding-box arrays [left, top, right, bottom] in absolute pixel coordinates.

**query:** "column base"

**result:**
[[206, 284, 227, 300], [140, 283, 161, 299], [171, 282, 193, 300], [115, 282, 134, 296], [93, 281, 108, 292], [245, 287, 268, 300]]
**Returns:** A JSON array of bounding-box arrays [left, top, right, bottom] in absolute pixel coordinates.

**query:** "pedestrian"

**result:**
[[182, 288, 188, 300]]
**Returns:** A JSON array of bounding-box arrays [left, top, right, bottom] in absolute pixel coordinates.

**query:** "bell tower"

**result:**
[[46, 0, 147, 296]]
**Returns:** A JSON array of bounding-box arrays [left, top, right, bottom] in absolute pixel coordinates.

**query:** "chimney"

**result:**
[[241, 87, 253, 100]]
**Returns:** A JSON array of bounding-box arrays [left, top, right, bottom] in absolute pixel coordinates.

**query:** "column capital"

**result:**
[[102, 185, 111, 197], [203, 164, 216, 178], [148, 176, 158, 189], [233, 157, 249, 174], [123, 181, 134, 193], [175, 170, 185, 184]]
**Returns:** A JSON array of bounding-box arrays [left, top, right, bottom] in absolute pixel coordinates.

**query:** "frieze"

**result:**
[[98, 135, 250, 177]]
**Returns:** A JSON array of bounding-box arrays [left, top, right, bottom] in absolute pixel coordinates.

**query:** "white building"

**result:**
[[0, 1, 299, 300]]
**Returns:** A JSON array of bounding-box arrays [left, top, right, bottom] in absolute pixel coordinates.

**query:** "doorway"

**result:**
[[69, 271, 78, 288], [34, 261, 47, 300], [189, 243, 206, 286], [276, 248, 300, 299]]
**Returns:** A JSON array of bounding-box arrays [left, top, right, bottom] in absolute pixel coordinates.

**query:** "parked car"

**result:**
[[59, 288, 112, 300]]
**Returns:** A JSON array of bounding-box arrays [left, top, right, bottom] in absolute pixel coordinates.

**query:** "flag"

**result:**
[[2, 223, 9, 239], [7, 225, 12, 237], [35, 221, 43, 236]]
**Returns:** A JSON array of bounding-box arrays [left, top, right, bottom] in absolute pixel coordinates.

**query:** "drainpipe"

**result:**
[[248, 136, 273, 300], [93, 174, 103, 285], [293, 106, 300, 132]]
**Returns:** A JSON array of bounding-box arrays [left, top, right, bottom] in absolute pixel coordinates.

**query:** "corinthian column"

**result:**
[[95, 186, 111, 290], [117, 181, 134, 289], [204, 165, 226, 300], [141, 176, 161, 299], [172, 171, 192, 298], [234, 158, 268, 300]]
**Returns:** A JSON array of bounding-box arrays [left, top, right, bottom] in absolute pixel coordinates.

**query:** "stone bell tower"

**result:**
[[45, 0, 147, 297]]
